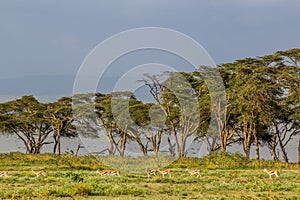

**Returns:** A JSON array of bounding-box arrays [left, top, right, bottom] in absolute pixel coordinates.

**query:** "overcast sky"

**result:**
[[0, 0, 299, 96]]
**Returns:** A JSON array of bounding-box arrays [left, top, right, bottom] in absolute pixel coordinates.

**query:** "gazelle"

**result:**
[[146, 168, 158, 178], [0, 171, 8, 177], [96, 169, 120, 176], [109, 170, 120, 176], [186, 169, 201, 178], [263, 169, 279, 179], [32, 169, 46, 177], [158, 169, 171, 177], [96, 169, 110, 176]]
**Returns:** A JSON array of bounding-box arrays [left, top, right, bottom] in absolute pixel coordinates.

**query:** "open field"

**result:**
[[0, 152, 299, 199]]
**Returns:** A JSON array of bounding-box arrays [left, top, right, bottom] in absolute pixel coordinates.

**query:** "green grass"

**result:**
[[0, 152, 299, 199]]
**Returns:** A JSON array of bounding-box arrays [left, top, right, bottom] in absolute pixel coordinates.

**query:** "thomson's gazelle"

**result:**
[[109, 170, 120, 176], [186, 169, 201, 178], [263, 169, 279, 179], [158, 169, 171, 177], [96, 170, 110, 176], [97, 169, 120, 176], [146, 169, 158, 178], [32, 170, 46, 177]]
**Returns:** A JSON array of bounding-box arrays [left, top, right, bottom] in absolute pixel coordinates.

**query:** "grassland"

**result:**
[[0, 152, 299, 200]]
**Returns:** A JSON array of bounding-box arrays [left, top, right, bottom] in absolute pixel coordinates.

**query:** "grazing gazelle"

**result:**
[[263, 168, 279, 179], [146, 168, 158, 178], [109, 170, 120, 176], [32, 169, 46, 177], [186, 169, 201, 178], [0, 171, 9, 177], [96, 169, 110, 176], [158, 169, 171, 177]]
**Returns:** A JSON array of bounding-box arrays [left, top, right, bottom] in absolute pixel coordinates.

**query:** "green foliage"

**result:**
[[65, 172, 84, 182]]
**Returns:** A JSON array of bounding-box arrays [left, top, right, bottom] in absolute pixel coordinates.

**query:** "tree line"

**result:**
[[0, 48, 299, 165]]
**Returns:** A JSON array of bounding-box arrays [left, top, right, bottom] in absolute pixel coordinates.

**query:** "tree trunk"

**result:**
[[298, 134, 300, 166], [254, 139, 260, 160], [270, 143, 278, 161], [35, 145, 41, 154], [179, 132, 188, 157], [15, 132, 31, 154], [75, 144, 81, 156], [243, 119, 252, 159], [167, 136, 176, 156], [104, 124, 116, 155], [221, 130, 227, 152], [57, 129, 61, 155], [245, 143, 251, 159], [178, 144, 185, 157], [152, 130, 162, 155], [171, 126, 180, 157], [53, 130, 58, 154], [244, 133, 252, 159], [109, 141, 114, 155], [28, 141, 35, 154], [120, 132, 127, 157], [277, 131, 289, 162], [135, 137, 147, 156], [253, 129, 260, 160], [53, 139, 58, 154]]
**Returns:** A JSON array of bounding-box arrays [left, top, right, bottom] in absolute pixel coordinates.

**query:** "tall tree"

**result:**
[[95, 92, 134, 157], [111, 92, 150, 156], [142, 72, 201, 157], [275, 48, 300, 164], [223, 57, 281, 159], [46, 97, 76, 155]]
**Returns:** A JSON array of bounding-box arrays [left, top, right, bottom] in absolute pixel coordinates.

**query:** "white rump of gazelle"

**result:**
[[32, 169, 46, 177], [263, 168, 279, 179]]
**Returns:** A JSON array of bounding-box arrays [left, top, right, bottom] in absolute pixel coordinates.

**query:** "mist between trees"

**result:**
[[0, 48, 299, 165]]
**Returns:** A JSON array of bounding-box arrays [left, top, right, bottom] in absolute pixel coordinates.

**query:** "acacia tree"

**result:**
[[142, 72, 201, 157], [0, 96, 52, 154], [143, 104, 167, 155], [129, 100, 171, 156], [46, 97, 76, 155], [224, 57, 281, 159], [268, 111, 300, 162], [111, 93, 151, 156], [178, 71, 212, 152], [95, 93, 119, 155], [95, 92, 135, 157], [188, 68, 240, 152], [275, 48, 300, 164]]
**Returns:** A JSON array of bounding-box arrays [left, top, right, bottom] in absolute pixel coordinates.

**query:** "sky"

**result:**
[[0, 0, 300, 97]]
